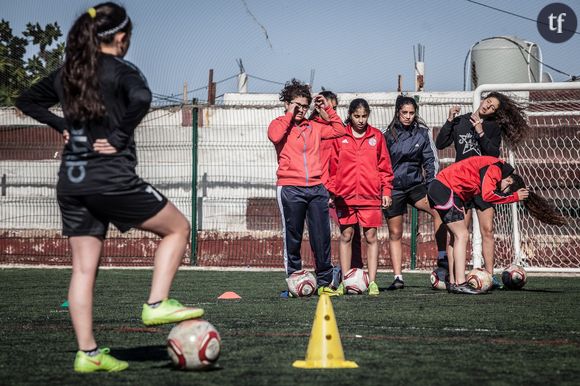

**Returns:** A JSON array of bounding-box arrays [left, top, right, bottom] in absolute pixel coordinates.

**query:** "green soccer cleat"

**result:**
[[368, 281, 380, 296], [335, 283, 345, 296], [142, 298, 204, 326], [317, 286, 340, 297], [74, 348, 128, 373]]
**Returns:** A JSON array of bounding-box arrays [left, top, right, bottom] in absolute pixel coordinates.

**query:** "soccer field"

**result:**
[[1, 268, 579, 385]]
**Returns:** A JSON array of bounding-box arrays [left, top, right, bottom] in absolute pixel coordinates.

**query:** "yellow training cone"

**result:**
[[293, 294, 358, 369]]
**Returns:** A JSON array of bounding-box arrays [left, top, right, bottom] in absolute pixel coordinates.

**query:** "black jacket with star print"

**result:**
[[435, 112, 502, 162]]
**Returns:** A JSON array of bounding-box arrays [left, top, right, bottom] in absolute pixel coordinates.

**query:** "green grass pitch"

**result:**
[[0, 268, 579, 385]]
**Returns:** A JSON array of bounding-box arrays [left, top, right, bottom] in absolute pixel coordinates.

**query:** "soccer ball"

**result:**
[[430, 267, 449, 290], [466, 268, 493, 291], [501, 265, 527, 290], [167, 319, 221, 370], [342, 268, 369, 294], [286, 270, 317, 297]]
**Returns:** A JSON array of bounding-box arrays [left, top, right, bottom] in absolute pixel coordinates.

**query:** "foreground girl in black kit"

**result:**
[[16, 2, 203, 373]]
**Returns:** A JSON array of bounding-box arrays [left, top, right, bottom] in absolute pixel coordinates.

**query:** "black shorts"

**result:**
[[383, 183, 427, 218], [57, 182, 168, 237], [427, 180, 465, 224], [465, 194, 494, 211]]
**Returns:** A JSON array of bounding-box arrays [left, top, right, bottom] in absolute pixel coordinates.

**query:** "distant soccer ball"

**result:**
[[430, 267, 449, 290], [286, 270, 317, 297], [501, 265, 527, 290], [466, 268, 493, 291], [167, 319, 221, 370], [342, 268, 370, 294]]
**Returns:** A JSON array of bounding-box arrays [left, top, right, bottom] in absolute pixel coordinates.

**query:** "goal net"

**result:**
[[472, 83, 580, 272]]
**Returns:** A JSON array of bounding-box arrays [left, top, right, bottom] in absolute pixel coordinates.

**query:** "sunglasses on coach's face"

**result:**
[[290, 101, 310, 110]]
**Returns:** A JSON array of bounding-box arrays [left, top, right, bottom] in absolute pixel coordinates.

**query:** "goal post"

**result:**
[[472, 82, 580, 272]]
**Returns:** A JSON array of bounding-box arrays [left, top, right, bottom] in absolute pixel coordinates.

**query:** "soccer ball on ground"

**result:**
[[430, 267, 449, 290], [466, 268, 493, 292], [342, 268, 370, 294], [286, 270, 317, 297], [501, 265, 527, 290], [167, 319, 221, 370]]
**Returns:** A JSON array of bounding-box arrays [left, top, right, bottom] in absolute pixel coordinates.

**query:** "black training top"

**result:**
[[15, 53, 152, 195], [435, 113, 502, 162]]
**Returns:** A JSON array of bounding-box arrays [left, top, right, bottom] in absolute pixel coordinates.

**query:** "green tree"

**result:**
[[0, 19, 64, 106]]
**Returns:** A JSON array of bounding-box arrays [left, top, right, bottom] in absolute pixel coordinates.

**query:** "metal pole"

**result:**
[[508, 150, 523, 265], [191, 103, 199, 265], [410, 95, 421, 270]]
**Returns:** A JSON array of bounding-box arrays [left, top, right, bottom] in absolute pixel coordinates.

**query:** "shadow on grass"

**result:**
[[114, 345, 169, 362], [112, 345, 225, 372], [501, 288, 564, 293]]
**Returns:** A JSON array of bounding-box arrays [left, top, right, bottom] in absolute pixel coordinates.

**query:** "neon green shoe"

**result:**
[[368, 281, 380, 296], [74, 348, 128, 373], [142, 298, 204, 326], [317, 286, 340, 297], [335, 283, 345, 296]]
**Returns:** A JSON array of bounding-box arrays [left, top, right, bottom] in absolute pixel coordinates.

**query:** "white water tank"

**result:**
[[470, 36, 542, 90]]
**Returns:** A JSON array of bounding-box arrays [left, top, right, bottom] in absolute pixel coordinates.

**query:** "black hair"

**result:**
[[482, 91, 529, 148], [308, 90, 338, 120], [278, 78, 312, 105], [505, 173, 567, 226], [387, 95, 427, 141], [62, 2, 132, 123], [344, 98, 370, 126]]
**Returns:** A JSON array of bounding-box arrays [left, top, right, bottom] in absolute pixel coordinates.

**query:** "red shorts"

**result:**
[[335, 206, 382, 228]]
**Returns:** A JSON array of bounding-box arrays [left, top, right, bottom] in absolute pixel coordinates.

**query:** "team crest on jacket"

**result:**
[[342, 138, 349, 144], [369, 138, 377, 146]]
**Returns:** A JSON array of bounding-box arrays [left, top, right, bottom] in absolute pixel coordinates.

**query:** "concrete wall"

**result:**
[[1, 91, 473, 231]]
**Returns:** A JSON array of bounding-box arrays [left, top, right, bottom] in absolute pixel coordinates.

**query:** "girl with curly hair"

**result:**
[[268, 79, 346, 296], [428, 156, 566, 294]]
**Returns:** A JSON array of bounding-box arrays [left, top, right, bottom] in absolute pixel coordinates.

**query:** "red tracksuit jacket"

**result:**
[[437, 156, 520, 204], [268, 106, 345, 187], [328, 124, 394, 207]]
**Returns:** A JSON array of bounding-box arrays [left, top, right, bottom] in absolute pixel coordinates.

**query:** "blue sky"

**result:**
[[3, 0, 579, 100]]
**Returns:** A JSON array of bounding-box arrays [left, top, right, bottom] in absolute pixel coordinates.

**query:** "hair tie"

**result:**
[[87, 7, 97, 19]]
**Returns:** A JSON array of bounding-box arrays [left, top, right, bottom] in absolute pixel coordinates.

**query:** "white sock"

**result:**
[[395, 275, 403, 281]]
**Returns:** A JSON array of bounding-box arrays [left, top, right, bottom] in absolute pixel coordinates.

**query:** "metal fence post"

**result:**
[[191, 104, 199, 265]]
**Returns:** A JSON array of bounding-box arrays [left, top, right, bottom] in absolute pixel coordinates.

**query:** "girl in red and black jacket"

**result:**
[[328, 98, 394, 296], [428, 156, 566, 294], [268, 79, 346, 295]]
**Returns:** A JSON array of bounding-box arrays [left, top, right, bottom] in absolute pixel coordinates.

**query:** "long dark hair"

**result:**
[[62, 2, 132, 123], [483, 91, 529, 148], [508, 173, 567, 226], [308, 90, 337, 120], [344, 98, 370, 126], [387, 95, 427, 141]]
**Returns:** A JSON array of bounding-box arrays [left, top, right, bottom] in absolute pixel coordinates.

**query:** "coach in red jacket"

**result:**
[[268, 79, 346, 295]]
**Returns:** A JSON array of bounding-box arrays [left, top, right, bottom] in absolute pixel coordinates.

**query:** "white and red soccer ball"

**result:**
[[167, 319, 221, 370], [286, 270, 317, 297], [430, 267, 449, 290], [466, 267, 493, 292], [342, 268, 370, 294], [501, 264, 528, 290]]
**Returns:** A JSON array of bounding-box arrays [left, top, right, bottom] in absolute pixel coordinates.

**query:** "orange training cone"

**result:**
[[293, 294, 358, 369], [218, 291, 241, 299]]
